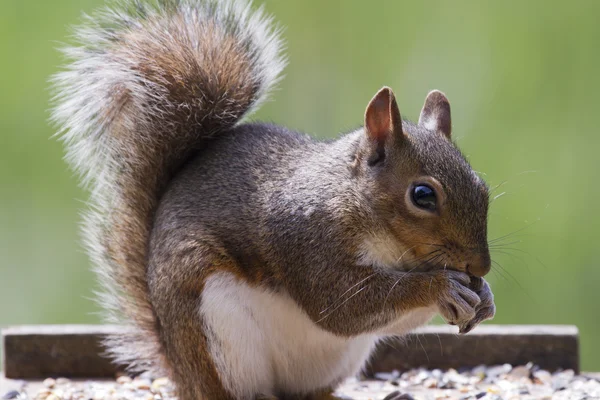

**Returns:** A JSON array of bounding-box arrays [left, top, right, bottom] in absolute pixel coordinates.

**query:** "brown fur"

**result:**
[[52, 0, 285, 383], [103, 10, 264, 375], [54, 1, 494, 399]]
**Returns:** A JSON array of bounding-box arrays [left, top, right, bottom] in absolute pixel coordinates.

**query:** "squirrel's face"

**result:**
[[357, 87, 490, 277]]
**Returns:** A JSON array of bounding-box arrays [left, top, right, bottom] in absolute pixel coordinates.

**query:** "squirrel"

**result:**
[[51, 0, 496, 399]]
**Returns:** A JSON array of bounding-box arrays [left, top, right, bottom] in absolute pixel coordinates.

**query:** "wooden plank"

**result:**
[[2, 325, 122, 379], [367, 325, 580, 375], [2, 325, 579, 379]]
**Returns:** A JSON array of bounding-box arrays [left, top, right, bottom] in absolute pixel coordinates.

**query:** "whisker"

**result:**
[[488, 240, 523, 248], [412, 241, 445, 248], [489, 266, 502, 280], [492, 260, 521, 284], [493, 248, 547, 272], [319, 273, 376, 315], [491, 249, 528, 266], [406, 249, 442, 265], [516, 170, 538, 176], [415, 334, 430, 364], [395, 245, 418, 264], [488, 220, 539, 244], [491, 260, 513, 282], [490, 233, 535, 242], [492, 260, 538, 305], [491, 247, 529, 254], [382, 252, 444, 311], [491, 192, 506, 203], [382, 269, 419, 311], [316, 284, 370, 323], [489, 180, 508, 193]]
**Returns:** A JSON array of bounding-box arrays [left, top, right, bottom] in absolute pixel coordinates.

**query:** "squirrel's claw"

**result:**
[[459, 278, 496, 334], [459, 304, 496, 334], [435, 270, 480, 325]]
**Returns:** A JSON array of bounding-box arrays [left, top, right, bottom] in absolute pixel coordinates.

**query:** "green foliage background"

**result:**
[[2, 1, 599, 370]]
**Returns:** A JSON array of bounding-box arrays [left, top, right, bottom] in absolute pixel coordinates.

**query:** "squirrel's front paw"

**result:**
[[458, 277, 496, 334], [434, 270, 480, 327]]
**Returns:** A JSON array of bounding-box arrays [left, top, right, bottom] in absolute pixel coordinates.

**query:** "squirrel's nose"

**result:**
[[466, 252, 491, 277]]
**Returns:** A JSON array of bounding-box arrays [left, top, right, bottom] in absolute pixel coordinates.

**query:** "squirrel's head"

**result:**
[[355, 87, 490, 277]]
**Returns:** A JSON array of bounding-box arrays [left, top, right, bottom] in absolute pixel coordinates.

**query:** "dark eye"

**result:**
[[412, 185, 437, 211]]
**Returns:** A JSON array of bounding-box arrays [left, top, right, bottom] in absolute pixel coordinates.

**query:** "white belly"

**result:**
[[200, 272, 436, 399]]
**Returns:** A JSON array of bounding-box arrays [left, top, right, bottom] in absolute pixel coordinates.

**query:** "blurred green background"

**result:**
[[1, 0, 599, 370]]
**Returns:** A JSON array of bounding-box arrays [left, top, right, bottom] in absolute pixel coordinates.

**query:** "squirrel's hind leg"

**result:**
[[148, 247, 239, 400], [153, 293, 236, 400]]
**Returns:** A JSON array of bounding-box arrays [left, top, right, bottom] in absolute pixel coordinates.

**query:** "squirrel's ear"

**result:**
[[364, 87, 403, 156], [418, 90, 452, 139]]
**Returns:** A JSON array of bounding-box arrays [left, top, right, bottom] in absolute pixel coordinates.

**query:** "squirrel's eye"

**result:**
[[412, 185, 437, 211]]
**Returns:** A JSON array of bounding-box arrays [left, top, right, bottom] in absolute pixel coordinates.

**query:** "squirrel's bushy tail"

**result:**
[[51, 0, 285, 374]]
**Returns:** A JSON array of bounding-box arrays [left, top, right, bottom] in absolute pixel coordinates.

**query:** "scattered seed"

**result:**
[[2, 391, 22, 400], [8, 365, 600, 400], [133, 378, 152, 390], [151, 377, 170, 391], [116, 376, 132, 385], [43, 378, 56, 389]]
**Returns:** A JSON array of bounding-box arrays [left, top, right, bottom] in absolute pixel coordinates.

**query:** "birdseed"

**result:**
[[3, 364, 599, 400]]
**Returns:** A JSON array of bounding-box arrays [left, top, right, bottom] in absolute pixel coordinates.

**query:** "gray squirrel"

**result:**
[[51, 0, 495, 399]]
